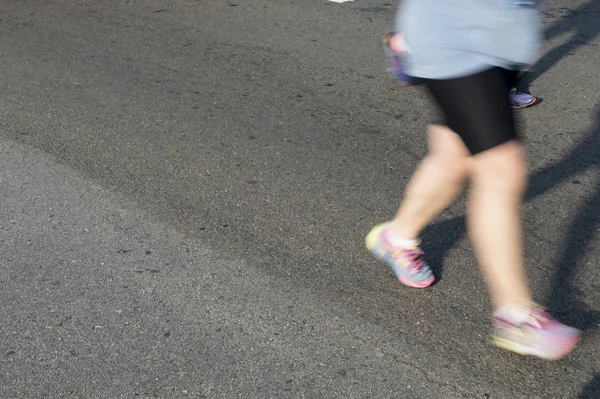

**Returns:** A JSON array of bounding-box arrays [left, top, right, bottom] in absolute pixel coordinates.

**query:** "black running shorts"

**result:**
[[423, 67, 519, 155]]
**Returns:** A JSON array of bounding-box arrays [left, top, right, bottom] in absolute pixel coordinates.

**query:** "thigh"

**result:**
[[423, 67, 518, 155]]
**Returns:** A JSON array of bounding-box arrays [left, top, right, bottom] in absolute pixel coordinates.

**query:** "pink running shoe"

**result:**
[[492, 305, 581, 360], [365, 222, 435, 288]]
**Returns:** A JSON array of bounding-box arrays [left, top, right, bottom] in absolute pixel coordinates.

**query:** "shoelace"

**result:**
[[390, 246, 425, 273], [507, 305, 552, 330], [526, 306, 551, 327]]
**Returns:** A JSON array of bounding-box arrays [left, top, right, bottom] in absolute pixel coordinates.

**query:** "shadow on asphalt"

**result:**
[[578, 374, 600, 398], [519, 0, 600, 92], [535, 106, 600, 330], [422, 105, 600, 332], [420, 0, 600, 332]]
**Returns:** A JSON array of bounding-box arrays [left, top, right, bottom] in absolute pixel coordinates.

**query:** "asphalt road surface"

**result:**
[[1, 0, 599, 398]]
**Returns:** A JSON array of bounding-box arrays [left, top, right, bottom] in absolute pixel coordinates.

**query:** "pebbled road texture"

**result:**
[[0, 0, 599, 398]]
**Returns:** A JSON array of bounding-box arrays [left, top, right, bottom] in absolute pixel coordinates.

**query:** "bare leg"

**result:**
[[390, 125, 469, 240], [467, 140, 532, 309]]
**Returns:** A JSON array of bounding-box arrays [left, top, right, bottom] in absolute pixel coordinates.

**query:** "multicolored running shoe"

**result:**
[[365, 222, 435, 288], [509, 88, 539, 109], [492, 305, 581, 360]]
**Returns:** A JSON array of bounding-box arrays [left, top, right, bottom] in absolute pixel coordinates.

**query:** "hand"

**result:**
[[390, 33, 408, 53]]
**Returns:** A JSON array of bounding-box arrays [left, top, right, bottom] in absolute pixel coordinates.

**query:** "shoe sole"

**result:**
[[366, 224, 434, 289], [492, 333, 580, 360]]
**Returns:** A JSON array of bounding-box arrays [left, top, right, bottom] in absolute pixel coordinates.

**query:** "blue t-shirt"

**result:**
[[396, 0, 542, 79]]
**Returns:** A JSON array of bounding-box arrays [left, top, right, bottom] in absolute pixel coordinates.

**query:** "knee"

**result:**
[[469, 140, 528, 196], [426, 125, 469, 183], [426, 152, 468, 185]]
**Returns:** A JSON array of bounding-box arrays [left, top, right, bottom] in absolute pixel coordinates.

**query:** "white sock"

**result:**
[[494, 305, 531, 325], [386, 228, 419, 248]]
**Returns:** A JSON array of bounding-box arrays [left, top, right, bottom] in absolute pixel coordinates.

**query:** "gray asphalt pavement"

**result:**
[[0, 0, 599, 398]]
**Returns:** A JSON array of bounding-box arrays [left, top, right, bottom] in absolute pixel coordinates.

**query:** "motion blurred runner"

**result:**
[[367, 1, 579, 359]]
